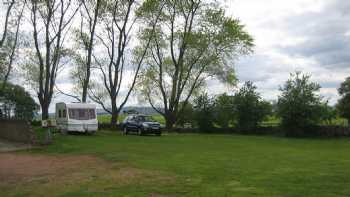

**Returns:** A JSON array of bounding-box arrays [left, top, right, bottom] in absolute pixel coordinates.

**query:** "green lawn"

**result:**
[[3, 131, 350, 196]]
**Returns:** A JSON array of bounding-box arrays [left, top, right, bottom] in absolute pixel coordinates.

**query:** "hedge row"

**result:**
[[97, 123, 350, 138], [29, 122, 350, 138]]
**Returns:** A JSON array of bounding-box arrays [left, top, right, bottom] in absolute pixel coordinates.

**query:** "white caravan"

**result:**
[[56, 103, 98, 133]]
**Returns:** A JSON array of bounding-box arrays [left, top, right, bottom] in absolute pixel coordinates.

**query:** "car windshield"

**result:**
[[68, 108, 96, 120], [138, 116, 154, 122]]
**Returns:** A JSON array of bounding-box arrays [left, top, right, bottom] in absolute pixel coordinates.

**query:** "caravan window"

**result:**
[[68, 109, 96, 120]]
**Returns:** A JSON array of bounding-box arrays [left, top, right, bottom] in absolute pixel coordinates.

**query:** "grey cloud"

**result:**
[[236, 55, 279, 83], [274, 0, 350, 70]]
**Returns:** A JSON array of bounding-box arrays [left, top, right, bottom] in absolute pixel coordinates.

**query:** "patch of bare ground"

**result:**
[[0, 140, 32, 152], [0, 153, 175, 195]]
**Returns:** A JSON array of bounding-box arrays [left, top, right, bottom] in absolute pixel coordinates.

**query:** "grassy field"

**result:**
[[98, 114, 166, 125], [97, 114, 348, 127], [2, 130, 350, 197]]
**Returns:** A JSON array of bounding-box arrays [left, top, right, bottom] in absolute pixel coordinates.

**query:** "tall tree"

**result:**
[[89, 0, 163, 125], [25, 0, 80, 120], [68, 0, 102, 103], [137, 0, 253, 129], [0, 0, 25, 90]]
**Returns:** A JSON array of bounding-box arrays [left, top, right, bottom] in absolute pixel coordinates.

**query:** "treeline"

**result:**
[[0, 0, 253, 129], [1, 1, 350, 136], [175, 72, 350, 137]]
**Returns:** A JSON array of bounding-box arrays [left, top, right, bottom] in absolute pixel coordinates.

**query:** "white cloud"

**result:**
[[212, 0, 350, 105]]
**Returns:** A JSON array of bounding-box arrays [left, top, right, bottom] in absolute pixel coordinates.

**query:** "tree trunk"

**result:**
[[165, 112, 176, 130], [110, 100, 118, 128], [111, 112, 118, 125], [81, 80, 88, 103], [41, 103, 49, 121]]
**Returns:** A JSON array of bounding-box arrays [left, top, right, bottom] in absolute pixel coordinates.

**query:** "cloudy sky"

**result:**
[[214, 0, 350, 105], [5, 0, 349, 111]]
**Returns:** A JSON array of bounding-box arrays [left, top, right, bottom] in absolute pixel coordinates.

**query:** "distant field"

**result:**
[[97, 114, 125, 124], [261, 115, 348, 127], [98, 114, 165, 125], [3, 130, 350, 196]]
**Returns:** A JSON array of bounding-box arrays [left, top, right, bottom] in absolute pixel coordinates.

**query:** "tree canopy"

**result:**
[[136, 0, 254, 128], [0, 82, 39, 120]]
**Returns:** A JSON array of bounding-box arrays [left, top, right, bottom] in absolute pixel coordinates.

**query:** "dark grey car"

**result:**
[[121, 114, 162, 136]]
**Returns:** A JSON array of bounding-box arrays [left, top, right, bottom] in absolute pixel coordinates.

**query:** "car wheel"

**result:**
[[123, 127, 128, 135], [87, 130, 96, 135], [138, 128, 143, 136]]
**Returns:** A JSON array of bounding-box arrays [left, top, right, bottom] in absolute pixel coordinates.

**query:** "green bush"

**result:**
[[233, 81, 272, 131], [193, 93, 215, 132], [319, 103, 337, 125], [213, 93, 235, 128], [277, 72, 326, 136], [31, 120, 41, 126], [176, 102, 195, 127], [337, 77, 350, 125]]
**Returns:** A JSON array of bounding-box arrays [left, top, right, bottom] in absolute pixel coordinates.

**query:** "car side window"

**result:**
[[131, 116, 137, 121]]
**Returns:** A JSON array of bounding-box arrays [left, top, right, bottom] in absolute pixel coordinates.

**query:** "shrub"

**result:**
[[319, 103, 337, 125], [176, 102, 195, 127], [277, 72, 326, 136], [31, 120, 41, 126], [193, 93, 215, 132], [233, 81, 272, 131], [337, 77, 350, 125], [213, 93, 235, 128]]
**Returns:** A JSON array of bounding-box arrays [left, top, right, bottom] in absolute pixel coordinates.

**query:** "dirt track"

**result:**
[[0, 140, 32, 152], [0, 153, 108, 184], [0, 153, 173, 187]]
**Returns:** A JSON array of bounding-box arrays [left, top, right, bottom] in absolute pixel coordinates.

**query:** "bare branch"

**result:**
[[55, 84, 81, 102], [0, 0, 15, 47], [2, 1, 25, 90]]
